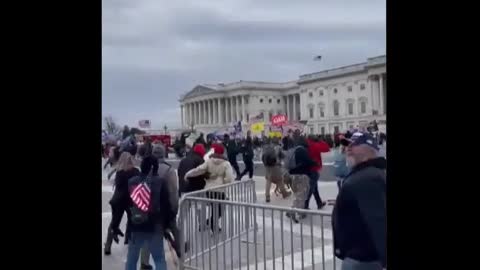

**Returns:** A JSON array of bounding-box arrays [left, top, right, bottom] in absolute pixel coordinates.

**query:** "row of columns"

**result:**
[[369, 74, 386, 115], [181, 96, 248, 127], [285, 94, 300, 121]]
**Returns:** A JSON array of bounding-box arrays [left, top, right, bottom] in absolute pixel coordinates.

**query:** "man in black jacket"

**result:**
[[286, 136, 317, 222], [177, 144, 207, 196], [332, 133, 386, 270], [223, 134, 241, 179]]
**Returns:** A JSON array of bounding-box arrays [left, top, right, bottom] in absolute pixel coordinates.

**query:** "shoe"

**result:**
[[298, 213, 307, 220], [285, 212, 299, 223], [104, 245, 111, 255], [266, 197, 270, 203], [318, 202, 327, 210], [282, 191, 292, 199], [140, 263, 153, 270]]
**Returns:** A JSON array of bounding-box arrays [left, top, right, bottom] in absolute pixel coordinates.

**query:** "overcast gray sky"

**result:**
[[102, 0, 386, 130]]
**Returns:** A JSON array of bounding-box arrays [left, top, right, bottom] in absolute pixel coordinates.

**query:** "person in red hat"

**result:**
[[185, 143, 234, 232]]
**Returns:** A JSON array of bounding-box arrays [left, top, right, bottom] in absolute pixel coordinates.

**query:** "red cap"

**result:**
[[211, 143, 225, 155], [192, 144, 206, 157]]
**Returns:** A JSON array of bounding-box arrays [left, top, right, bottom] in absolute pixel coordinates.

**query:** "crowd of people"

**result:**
[[102, 125, 386, 270]]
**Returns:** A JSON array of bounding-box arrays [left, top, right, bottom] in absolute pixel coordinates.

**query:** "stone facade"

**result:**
[[179, 55, 386, 134]]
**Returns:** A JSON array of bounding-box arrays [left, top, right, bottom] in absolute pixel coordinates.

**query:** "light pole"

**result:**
[[163, 125, 168, 135]]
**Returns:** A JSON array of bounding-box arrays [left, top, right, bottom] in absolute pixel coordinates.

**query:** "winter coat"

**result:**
[[223, 140, 239, 159], [184, 154, 235, 189], [177, 151, 206, 194], [288, 146, 317, 175], [110, 168, 140, 208], [138, 142, 153, 159], [332, 157, 386, 268], [307, 139, 330, 172]]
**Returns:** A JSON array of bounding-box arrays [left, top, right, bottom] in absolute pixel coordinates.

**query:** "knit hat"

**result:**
[[193, 144, 206, 157], [211, 143, 225, 155], [349, 132, 379, 150]]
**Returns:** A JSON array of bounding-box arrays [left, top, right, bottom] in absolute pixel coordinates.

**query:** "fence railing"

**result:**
[[178, 180, 336, 270]]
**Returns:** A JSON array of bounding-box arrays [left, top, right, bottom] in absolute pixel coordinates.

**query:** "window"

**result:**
[[349, 125, 354, 129], [333, 100, 339, 116], [348, 103, 354, 115], [309, 92, 313, 98], [309, 107, 314, 118], [321, 126, 325, 135], [260, 98, 263, 103], [348, 86, 352, 92], [318, 104, 325, 118], [334, 88, 338, 94], [361, 101, 366, 114], [277, 99, 280, 104], [319, 90, 323, 96], [269, 99, 272, 104], [360, 84, 365, 90], [268, 111, 273, 120], [310, 126, 314, 134], [334, 126, 340, 134]]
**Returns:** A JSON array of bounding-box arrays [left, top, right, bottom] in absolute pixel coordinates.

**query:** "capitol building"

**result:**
[[179, 55, 386, 135]]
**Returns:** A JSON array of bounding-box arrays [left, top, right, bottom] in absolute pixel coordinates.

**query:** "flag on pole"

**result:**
[[314, 55, 322, 61], [250, 122, 265, 133], [139, 120, 151, 128], [130, 182, 151, 212]]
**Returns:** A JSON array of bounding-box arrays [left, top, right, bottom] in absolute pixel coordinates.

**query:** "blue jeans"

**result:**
[[341, 258, 382, 270], [304, 171, 324, 209], [125, 231, 167, 270]]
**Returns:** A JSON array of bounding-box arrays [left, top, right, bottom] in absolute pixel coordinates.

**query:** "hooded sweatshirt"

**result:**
[[184, 153, 235, 189]]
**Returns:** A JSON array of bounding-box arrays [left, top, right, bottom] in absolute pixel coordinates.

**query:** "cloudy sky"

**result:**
[[102, 0, 386, 130]]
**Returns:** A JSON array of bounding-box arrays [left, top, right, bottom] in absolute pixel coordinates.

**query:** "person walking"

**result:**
[[125, 157, 176, 270], [285, 136, 316, 222], [104, 152, 140, 255], [184, 143, 235, 231], [138, 145, 179, 270], [223, 134, 241, 179], [239, 136, 255, 180], [332, 133, 386, 270], [305, 135, 330, 210], [177, 144, 207, 196], [262, 138, 291, 202]]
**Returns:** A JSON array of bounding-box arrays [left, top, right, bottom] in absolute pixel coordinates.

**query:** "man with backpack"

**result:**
[[125, 156, 176, 270], [284, 136, 317, 222], [262, 138, 291, 202]]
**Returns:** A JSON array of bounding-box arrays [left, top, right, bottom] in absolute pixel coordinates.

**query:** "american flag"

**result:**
[[130, 182, 151, 212]]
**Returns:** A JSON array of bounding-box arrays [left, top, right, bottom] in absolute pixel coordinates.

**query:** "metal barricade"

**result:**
[[178, 180, 336, 270]]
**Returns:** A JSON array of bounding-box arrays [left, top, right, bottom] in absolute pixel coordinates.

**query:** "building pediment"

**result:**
[[181, 85, 217, 101]]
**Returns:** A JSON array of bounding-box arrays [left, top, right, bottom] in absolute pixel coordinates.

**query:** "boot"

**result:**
[[104, 229, 114, 255]]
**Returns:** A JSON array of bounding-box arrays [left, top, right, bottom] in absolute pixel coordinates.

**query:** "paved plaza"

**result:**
[[101, 151, 359, 270]]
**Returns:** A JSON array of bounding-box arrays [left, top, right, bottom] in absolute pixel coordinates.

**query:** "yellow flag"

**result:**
[[250, 122, 265, 133]]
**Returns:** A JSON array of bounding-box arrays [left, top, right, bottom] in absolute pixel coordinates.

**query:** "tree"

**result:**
[[104, 116, 120, 135]]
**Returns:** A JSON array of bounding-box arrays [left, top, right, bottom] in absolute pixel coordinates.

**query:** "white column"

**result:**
[[286, 95, 290, 120], [204, 100, 208, 124], [209, 99, 213, 125], [204, 100, 209, 125], [201, 101, 205, 124], [379, 75, 384, 115], [234, 96, 239, 123], [242, 96, 246, 123], [194, 102, 197, 125], [217, 98, 221, 124], [190, 103, 194, 126], [293, 94, 297, 121], [230, 97, 235, 124], [369, 76, 377, 114], [225, 98, 229, 123]]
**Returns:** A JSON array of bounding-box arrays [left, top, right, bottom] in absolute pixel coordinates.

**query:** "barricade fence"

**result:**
[[178, 180, 336, 270]]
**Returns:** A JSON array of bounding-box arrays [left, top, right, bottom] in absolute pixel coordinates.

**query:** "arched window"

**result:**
[[318, 102, 325, 118], [333, 100, 340, 116], [359, 97, 368, 114]]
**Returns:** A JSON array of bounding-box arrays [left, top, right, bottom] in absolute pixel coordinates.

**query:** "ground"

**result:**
[[102, 148, 385, 269]]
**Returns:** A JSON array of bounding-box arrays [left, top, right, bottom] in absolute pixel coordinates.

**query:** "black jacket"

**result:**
[[289, 146, 316, 175], [332, 157, 386, 267], [110, 168, 140, 208], [241, 142, 254, 162], [224, 140, 239, 159], [128, 173, 174, 233], [177, 151, 206, 194]]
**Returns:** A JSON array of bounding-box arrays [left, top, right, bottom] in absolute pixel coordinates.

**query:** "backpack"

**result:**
[[263, 145, 277, 167], [284, 146, 301, 171], [128, 163, 171, 225]]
